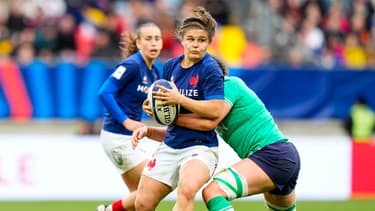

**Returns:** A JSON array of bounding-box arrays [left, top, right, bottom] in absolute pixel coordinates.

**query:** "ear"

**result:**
[[136, 39, 141, 50]]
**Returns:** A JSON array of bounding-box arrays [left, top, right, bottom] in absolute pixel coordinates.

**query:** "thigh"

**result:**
[[122, 159, 148, 192], [231, 158, 275, 195], [203, 158, 274, 202], [137, 175, 172, 207], [178, 159, 211, 194], [250, 141, 300, 195], [178, 146, 219, 194], [142, 143, 181, 189], [180, 145, 219, 178], [100, 130, 147, 173]]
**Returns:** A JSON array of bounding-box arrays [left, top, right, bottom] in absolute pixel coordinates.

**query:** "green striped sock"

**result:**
[[206, 196, 234, 211]]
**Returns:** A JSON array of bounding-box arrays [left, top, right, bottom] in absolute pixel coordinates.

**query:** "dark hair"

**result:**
[[357, 96, 367, 105], [176, 6, 217, 42], [212, 55, 228, 76]]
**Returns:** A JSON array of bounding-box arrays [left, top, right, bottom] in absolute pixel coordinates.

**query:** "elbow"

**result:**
[[205, 112, 220, 120], [97, 87, 108, 103], [203, 121, 217, 130], [97, 91, 104, 102], [199, 118, 220, 131], [211, 110, 222, 119]]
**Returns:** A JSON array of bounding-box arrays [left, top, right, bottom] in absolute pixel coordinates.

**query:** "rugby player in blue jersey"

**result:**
[[96, 22, 163, 211], [132, 7, 225, 211]]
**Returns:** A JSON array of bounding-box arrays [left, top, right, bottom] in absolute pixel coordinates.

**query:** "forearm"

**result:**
[[179, 97, 224, 119], [146, 126, 166, 142], [176, 114, 217, 131], [99, 92, 127, 123], [176, 102, 230, 130]]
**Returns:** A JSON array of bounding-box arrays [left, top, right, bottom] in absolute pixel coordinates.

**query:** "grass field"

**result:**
[[0, 200, 374, 211]]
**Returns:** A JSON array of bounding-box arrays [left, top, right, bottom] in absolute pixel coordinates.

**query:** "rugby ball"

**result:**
[[147, 79, 180, 125]]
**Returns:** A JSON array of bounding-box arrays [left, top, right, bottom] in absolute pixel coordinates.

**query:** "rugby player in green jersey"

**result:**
[[133, 57, 300, 211]]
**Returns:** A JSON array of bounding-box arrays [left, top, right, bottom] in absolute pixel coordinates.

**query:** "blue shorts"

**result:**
[[248, 141, 300, 195]]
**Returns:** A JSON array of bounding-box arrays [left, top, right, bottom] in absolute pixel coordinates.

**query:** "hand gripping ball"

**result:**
[[147, 79, 180, 125]]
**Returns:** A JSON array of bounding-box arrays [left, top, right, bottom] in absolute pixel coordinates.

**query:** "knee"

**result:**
[[135, 196, 156, 211], [264, 191, 297, 210], [177, 184, 197, 201], [202, 181, 225, 203]]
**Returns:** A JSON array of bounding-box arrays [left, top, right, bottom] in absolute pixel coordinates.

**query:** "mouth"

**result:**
[[150, 49, 159, 53]]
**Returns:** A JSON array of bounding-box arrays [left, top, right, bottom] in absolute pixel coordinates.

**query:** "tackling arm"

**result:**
[[176, 102, 231, 131], [155, 82, 224, 119]]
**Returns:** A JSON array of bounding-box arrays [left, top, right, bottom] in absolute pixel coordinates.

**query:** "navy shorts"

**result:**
[[248, 141, 300, 195]]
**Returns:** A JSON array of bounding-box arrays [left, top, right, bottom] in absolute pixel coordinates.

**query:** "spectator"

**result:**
[[343, 32, 367, 69], [55, 13, 77, 61], [321, 1, 350, 35], [5, 1, 27, 34], [365, 26, 375, 68], [298, 1, 325, 55], [90, 28, 121, 61], [344, 96, 375, 142], [202, 0, 232, 26], [321, 30, 345, 69]]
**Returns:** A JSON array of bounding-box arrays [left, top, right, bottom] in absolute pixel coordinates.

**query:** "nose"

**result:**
[[192, 40, 199, 47], [151, 38, 160, 45]]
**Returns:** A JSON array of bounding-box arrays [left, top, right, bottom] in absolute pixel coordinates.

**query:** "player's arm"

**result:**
[[98, 64, 144, 131], [155, 82, 224, 119], [176, 102, 231, 131], [98, 76, 128, 122], [133, 98, 166, 142], [132, 126, 166, 148], [146, 126, 166, 141]]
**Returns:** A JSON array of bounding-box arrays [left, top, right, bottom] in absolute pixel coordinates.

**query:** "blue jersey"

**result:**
[[163, 53, 224, 149], [98, 51, 160, 135]]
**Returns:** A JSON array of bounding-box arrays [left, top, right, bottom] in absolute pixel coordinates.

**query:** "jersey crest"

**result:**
[[189, 74, 199, 87], [142, 75, 148, 84]]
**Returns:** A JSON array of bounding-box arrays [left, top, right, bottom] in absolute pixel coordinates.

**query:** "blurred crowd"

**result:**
[[1, 0, 375, 69]]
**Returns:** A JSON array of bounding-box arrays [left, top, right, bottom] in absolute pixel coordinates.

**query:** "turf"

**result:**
[[0, 200, 374, 211]]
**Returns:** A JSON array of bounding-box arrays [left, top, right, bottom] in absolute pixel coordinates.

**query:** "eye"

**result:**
[[199, 37, 207, 42]]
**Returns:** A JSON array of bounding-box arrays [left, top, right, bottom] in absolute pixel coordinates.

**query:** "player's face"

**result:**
[[137, 26, 163, 61], [181, 28, 210, 63]]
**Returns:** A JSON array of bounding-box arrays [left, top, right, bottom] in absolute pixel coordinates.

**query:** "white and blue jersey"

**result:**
[[98, 51, 160, 135], [163, 53, 224, 149]]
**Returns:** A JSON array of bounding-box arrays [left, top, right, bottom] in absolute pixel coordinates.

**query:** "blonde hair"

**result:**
[[176, 6, 217, 42]]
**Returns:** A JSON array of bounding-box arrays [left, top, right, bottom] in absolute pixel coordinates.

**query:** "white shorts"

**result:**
[[142, 143, 219, 189], [100, 130, 161, 174]]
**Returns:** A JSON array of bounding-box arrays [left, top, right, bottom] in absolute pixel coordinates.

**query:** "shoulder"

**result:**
[[110, 58, 140, 80], [201, 54, 219, 68], [116, 54, 142, 72], [225, 76, 244, 84], [118, 53, 141, 66], [224, 76, 251, 92], [164, 56, 181, 67]]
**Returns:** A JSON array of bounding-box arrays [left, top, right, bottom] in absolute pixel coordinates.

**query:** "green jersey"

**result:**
[[216, 76, 287, 159]]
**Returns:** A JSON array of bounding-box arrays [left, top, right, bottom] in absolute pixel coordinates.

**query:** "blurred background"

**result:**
[[0, 0, 374, 207]]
